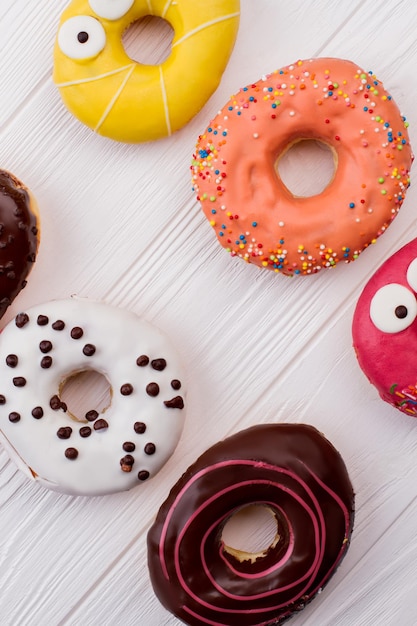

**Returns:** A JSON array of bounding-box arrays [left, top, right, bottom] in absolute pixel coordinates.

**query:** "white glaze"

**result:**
[[89, 0, 135, 21], [0, 298, 186, 496], [58, 16, 106, 60], [369, 283, 417, 333]]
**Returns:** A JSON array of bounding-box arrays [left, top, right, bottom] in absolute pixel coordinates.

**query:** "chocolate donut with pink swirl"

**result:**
[[147, 423, 354, 625]]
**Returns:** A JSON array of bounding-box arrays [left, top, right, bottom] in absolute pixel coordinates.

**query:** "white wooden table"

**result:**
[[1, 1, 417, 624]]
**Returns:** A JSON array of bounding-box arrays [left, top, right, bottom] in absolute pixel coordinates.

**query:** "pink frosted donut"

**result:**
[[353, 237, 417, 417], [192, 57, 412, 275]]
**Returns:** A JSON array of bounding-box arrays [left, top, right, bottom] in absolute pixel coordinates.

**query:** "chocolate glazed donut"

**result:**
[[147, 424, 354, 625], [0, 170, 39, 319]]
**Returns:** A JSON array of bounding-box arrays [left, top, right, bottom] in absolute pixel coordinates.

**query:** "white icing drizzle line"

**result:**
[[55, 63, 136, 88], [95, 64, 136, 132], [161, 0, 172, 19], [159, 65, 172, 137], [172, 12, 240, 48], [159, 65, 172, 136]]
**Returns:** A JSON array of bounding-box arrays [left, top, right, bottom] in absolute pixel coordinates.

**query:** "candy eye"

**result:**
[[89, 0, 134, 20], [370, 283, 417, 333], [406, 257, 417, 292], [57, 16, 106, 60]]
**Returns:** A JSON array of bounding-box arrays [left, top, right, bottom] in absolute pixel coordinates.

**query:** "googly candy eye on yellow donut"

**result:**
[[192, 57, 413, 275], [53, 0, 240, 143], [0, 298, 186, 496]]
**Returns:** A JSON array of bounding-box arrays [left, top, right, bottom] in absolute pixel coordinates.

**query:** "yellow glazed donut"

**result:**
[[53, 0, 240, 142]]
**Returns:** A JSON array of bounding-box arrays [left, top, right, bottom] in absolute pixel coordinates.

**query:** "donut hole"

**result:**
[[59, 370, 112, 422], [276, 139, 336, 197], [122, 16, 174, 65], [221, 505, 279, 561]]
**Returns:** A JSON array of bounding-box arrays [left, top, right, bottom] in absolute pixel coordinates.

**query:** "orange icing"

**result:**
[[191, 58, 413, 275]]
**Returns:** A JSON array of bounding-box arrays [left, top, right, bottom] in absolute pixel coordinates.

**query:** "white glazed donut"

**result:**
[[0, 298, 186, 496]]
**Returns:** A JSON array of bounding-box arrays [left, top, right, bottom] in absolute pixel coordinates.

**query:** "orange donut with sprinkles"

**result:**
[[192, 57, 413, 276]]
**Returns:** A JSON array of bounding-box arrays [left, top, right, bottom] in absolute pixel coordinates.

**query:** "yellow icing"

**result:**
[[53, 0, 240, 142]]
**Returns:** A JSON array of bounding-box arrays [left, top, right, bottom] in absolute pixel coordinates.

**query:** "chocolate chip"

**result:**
[[134, 422, 146, 434], [65, 447, 78, 460], [164, 396, 184, 409], [7, 271, 16, 280], [123, 441, 136, 452], [120, 455, 135, 473], [6, 354, 18, 368], [57, 426, 72, 439], [144, 442, 156, 455], [60, 401, 67, 412], [52, 320, 65, 331], [15, 313, 29, 328], [85, 410, 99, 422], [41, 356, 53, 369], [120, 383, 133, 396], [151, 358, 167, 371], [146, 382, 159, 397], [8, 412, 20, 423], [31, 406, 44, 419], [31, 226, 38, 236], [39, 340, 52, 354], [137, 470, 150, 481], [94, 418, 108, 431], [37, 315, 49, 326], [0, 395, 6, 405], [171, 379, 181, 390], [79, 426, 92, 438], [50, 395, 62, 410], [136, 355, 149, 367], [83, 344, 96, 357], [13, 377, 26, 387], [70, 326, 83, 339]]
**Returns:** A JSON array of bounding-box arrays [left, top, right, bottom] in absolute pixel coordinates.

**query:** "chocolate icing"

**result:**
[[147, 423, 354, 626], [0, 171, 38, 319]]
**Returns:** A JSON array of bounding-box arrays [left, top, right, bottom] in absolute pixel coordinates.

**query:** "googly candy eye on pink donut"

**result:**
[[192, 57, 413, 275], [352, 237, 417, 417], [0, 298, 186, 495]]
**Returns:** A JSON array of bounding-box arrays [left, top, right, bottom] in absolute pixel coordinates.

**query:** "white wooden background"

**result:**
[[1, 1, 417, 624]]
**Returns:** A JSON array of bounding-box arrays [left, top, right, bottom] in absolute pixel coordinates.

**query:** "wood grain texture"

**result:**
[[0, 0, 417, 624]]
